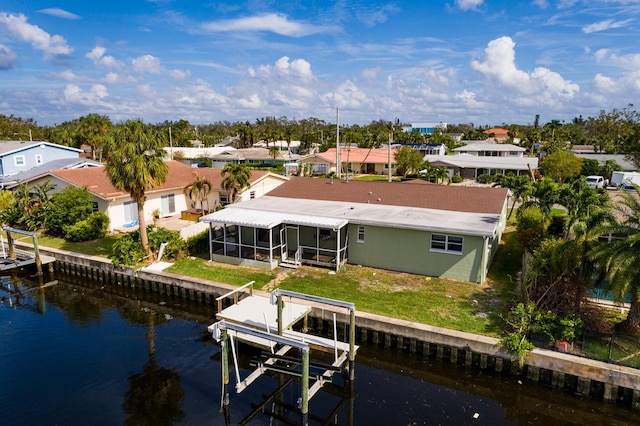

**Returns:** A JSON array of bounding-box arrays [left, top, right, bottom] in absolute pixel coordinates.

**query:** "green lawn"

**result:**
[[166, 257, 275, 287], [20, 233, 121, 257], [353, 175, 401, 182]]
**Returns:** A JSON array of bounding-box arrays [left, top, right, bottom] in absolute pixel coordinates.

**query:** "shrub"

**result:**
[[476, 174, 497, 184], [110, 233, 145, 267], [64, 212, 110, 242], [186, 229, 209, 257], [147, 225, 186, 261], [451, 174, 463, 183], [46, 186, 94, 236]]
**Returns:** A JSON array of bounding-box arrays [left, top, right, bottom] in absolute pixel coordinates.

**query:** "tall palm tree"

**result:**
[[184, 172, 213, 213], [591, 186, 640, 329], [220, 164, 251, 204], [104, 119, 168, 257]]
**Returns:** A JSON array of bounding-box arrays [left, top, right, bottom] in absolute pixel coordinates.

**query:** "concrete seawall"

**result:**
[[25, 243, 640, 409]]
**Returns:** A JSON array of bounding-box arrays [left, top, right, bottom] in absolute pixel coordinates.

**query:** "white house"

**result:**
[[19, 161, 289, 232]]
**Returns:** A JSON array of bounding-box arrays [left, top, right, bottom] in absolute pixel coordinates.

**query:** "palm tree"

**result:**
[[269, 145, 280, 161], [76, 114, 112, 161], [591, 186, 640, 329], [184, 172, 213, 213], [104, 119, 168, 257], [220, 164, 251, 204], [494, 174, 532, 220]]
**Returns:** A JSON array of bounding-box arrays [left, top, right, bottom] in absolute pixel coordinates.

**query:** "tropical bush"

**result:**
[[64, 212, 109, 242], [111, 233, 146, 267], [451, 174, 463, 183], [186, 229, 209, 257]]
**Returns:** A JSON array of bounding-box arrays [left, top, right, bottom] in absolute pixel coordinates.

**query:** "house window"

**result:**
[[220, 193, 229, 205], [14, 155, 25, 167], [430, 234, 463, 254], [92, 202, 99, 212], [161, 194, 175, 215], [124, 201, 138, 224], [357, 226, 365, 243], [35, 154, 43, 166], [250, 191, 255, 199]]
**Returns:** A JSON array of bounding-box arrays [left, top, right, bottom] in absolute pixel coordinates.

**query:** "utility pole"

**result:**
[[336, 108, 340, 179]]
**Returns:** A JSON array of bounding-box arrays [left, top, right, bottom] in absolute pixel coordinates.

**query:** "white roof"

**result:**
[[424, 154, 538, 170], [201, 196, 501, 237], [200, 204, 349, 229], [454, 143, 525, 152], [163, 146, 235, 159]]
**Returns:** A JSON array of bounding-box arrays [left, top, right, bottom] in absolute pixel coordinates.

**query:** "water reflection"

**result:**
[[2, 271, 640, 425]]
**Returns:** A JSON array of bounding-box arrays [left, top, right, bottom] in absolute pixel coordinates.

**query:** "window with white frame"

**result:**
[[357, 226, 365, 243], [430, 234, 463, 254], [250, 191, 255, 199], [35, 154, 43, 166], [161, 194, 175, 215], [14, 155, 26, 167], [220, 193, 229, 205], [124, 201, 138, 224]]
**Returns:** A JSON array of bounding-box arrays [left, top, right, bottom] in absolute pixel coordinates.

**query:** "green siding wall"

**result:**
[[347, 224, 486, 282]]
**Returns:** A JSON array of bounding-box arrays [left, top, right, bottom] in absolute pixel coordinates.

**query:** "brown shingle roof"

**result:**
[[49, 161, 271, 199], [265, 177, 508, 214]]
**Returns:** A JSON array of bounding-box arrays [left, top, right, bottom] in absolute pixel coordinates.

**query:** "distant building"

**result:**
[[403, 122, 447, 135], [0, 141, 82, 177]]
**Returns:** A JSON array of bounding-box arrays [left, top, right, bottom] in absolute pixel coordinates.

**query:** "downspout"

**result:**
[[480, 235, 489, 283]]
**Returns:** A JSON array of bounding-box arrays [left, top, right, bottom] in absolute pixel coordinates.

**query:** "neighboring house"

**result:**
[[423, 154, 538, 179], [572, 153, 637, 172], [164, 146, 236, 167], [404, 143, 446, 156], [0, 141, 82, 176], [19, 161, 289, 232], [453, 142, 526, 157], [208, 147, 300, 168], [402, 122, 448, 135], [200, 177, 509, 283], [299, 147, 397, 176], [254, 140, 302, 155], [0, 158, 102, 189], [484, 128, 510, 142]]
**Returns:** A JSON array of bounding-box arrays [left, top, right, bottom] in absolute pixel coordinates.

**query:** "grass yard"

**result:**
[[17, 233, 121, 258], [166, 257, 275, 288], [276, 264, 505, 336]]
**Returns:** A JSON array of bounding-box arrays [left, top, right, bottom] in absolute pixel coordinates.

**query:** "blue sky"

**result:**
[[1, 0, 639, 127]]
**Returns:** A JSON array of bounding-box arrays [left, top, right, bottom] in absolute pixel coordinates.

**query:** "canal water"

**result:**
[[1, 272, 640, 425]]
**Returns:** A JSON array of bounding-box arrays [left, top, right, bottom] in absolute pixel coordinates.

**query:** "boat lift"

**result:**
[[209, 284, 358, 426]]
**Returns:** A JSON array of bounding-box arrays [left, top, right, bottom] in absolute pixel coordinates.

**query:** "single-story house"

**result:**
[[18, 161, 289, 232], [572, 153, 637, 172], [0, 141, 82, 176], [164, 146, 236, 167], [200, 177, 509, 283], [423, 154, 538, 179], [402, 122, 448, 135], [299, 147, 397, 176]]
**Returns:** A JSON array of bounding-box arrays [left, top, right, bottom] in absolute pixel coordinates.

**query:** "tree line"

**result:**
[[2, 105, 639, 164]]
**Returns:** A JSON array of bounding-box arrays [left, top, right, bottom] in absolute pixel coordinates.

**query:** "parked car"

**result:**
[[586, 175, 606, 189]]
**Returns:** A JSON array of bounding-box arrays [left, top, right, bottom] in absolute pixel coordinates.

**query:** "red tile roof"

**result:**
[[49, 161, 270, 199], [266, 177, 508, 214]]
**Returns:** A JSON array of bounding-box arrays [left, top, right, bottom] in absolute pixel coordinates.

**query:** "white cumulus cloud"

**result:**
[[0, 13, 72, 59], [86, 46, 123, 68], [471, 36, 578, 98], [132, 55, 162, 74]]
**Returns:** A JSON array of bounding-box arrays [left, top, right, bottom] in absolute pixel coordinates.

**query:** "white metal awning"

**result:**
[[200, 207, 348, 230]]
